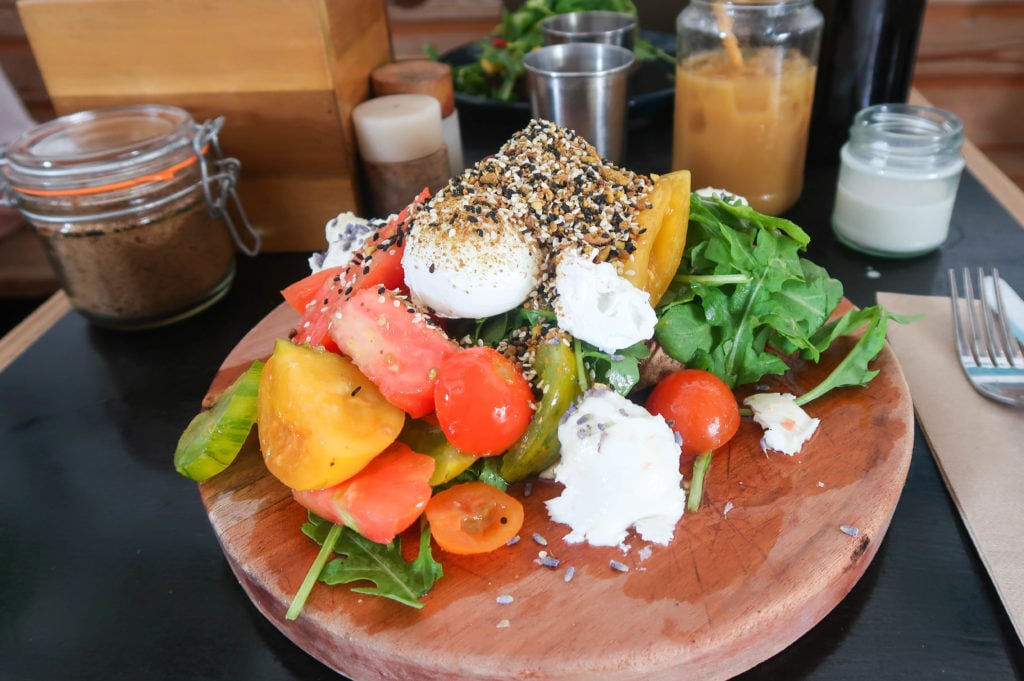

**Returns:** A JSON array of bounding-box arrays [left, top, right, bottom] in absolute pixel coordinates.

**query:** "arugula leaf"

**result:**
[[656, 194, 911, 406], [656, 194, 837, 387], [575, 338, 650, 395], [299, 514, 443, 610], [438, 456, 509, 492], [461, 306, 554, 347], [794, 306, 919, 406], [656, 194, 853, 389]]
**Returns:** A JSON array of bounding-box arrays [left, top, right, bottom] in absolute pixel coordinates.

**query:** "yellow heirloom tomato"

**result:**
[[623, 169, 691, 306], [257, 339, 405, 491]]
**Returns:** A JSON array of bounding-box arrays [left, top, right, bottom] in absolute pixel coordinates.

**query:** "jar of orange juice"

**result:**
[[672, 0, 823, 215]]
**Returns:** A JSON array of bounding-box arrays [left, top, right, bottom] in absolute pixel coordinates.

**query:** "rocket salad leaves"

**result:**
[[287, 513, 443, 619], [655, 194, 913, 401]]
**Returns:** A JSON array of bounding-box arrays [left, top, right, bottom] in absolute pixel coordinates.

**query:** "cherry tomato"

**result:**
[[425, 482, 524, 555], [434, 346, 534, 456], [645, 369, 740, 456]]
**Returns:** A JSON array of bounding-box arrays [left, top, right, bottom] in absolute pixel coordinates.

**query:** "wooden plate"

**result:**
[[199, 300, 913, 681]]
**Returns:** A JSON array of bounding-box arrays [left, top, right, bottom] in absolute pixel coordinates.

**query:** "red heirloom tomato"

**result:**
[[433, 346, 534, 456], [425, 482, 524, 555], [645, 369, 740, 456], [287, 188, 430, 351], [330, 286, 459, 418], [291, 441, 435, 545]]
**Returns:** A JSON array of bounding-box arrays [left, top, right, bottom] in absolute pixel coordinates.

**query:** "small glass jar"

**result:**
[[672, 0, 823, 215], [831, 104, 964, 258], [1, 104, 259, 329]]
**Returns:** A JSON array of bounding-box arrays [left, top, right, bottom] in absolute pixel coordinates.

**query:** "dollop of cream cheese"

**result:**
[[743, 392, 820, 455], [695, 187, 749, 206], [553, 253, 657, 354], [545, 388, 686, 547], [308, 211, 373, 273]]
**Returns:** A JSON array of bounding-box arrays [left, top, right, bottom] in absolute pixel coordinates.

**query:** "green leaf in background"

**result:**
[[443, 0, 670, 102]]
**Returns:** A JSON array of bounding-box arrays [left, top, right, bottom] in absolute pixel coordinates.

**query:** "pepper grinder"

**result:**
[[352, 93, 450, 218], [371, 60, 465, 177]]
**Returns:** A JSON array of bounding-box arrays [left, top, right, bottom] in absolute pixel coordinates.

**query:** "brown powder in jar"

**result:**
[[33, 193, 236, 328]]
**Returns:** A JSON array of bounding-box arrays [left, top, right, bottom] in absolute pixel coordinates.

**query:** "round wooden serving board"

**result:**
[[198, 301, 914, 681]]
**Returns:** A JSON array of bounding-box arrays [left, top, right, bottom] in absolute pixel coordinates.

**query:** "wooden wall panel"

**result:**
[[912, 0, 1024, 190]]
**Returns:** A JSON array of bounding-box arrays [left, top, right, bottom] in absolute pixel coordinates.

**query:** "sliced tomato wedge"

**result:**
[[292, 441, 435, 544], [291, 188, 430, 350], [281, 266, 345, 315], [425, 482, 524, 555], [330, 286, 459, 418]]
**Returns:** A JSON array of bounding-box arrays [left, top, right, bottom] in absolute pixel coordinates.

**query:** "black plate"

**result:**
[[441, 30, 676, 146]]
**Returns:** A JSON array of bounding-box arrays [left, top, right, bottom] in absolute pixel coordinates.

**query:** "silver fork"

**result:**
[[948, 267, 1024, 407]]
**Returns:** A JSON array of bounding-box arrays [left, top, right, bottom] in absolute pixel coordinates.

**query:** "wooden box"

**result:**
[[16, 0, 393, 252]]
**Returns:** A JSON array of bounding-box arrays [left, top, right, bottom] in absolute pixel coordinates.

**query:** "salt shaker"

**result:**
[[371, 60, 465, 177], [831, 104, 964, 257], [352, 94, 450, 219]]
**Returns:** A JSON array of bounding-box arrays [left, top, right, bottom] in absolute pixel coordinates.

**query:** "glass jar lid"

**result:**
[[847, 103, 964, 170], [3, 104, 198, 195]]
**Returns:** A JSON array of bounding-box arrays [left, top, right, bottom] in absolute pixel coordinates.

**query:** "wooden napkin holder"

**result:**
[[16, 0, 393, 252]]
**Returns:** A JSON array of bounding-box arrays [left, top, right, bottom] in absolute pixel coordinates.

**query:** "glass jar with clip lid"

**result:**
[[1, 104, 261, 329]]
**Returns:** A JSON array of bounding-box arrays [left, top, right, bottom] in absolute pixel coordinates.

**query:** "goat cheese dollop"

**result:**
[[695, 187, 749, 206], [553, 253, 657, 354], [309, 211, 373, 273], [403, 210, 542, 318], [743, 392, 820, 455], [545, 388, 686, 547]]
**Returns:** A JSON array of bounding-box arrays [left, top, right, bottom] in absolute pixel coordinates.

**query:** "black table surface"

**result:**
[[3, 112, 1024, 681]]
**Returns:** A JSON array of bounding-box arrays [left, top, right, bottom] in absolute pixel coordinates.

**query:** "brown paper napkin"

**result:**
[[878, 292, 1024, 643]]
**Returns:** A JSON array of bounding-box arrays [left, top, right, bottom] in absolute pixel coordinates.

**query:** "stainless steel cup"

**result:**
[[523, 42, 634, 163], [540, 11, 637, 51]]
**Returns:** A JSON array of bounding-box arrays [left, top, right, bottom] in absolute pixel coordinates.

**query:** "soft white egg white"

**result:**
[[402, 213, 542, 319]]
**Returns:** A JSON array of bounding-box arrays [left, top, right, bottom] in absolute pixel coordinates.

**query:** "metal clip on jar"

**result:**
[[0, 104, 261, 329], [831, 103, 964, 258]]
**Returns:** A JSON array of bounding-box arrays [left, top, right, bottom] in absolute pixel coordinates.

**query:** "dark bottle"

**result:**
[[807, 0, 927, 165]]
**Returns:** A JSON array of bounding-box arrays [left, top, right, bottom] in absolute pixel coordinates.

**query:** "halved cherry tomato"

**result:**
[[330, 286, 459, 418], [425, 482, 524, 555], [645, 368, 740, 456], [433, 346, 534, 456], [291, 188, 430, 350], [291, 442, 435, 544]]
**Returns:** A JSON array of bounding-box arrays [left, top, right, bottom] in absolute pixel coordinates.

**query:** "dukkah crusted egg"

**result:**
[[402, 208, 542, 319], [402, 119, 653, 320]]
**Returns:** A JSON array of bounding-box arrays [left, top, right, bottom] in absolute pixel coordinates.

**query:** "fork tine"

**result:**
[[948, 268, 1024, 408], [963, 267, 994, 367], [975, 267, 1011, 368], [987, 268, 1024, 367], [949, 269, 975, 365]]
